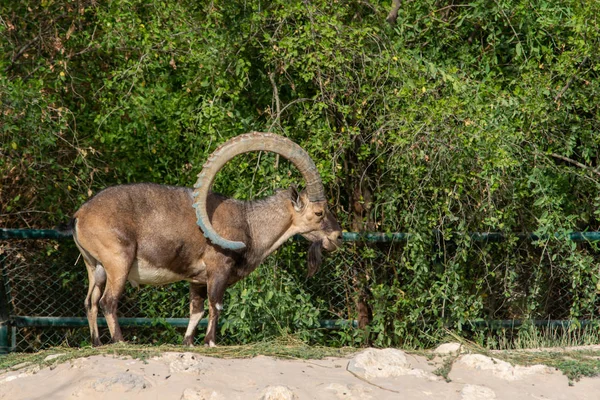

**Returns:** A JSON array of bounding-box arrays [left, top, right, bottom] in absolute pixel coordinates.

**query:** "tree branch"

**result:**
[[386, 0, 402, 25], [554, 56, 589, 102], [551, 152, 600, 178], [268, 71, 281, 123]]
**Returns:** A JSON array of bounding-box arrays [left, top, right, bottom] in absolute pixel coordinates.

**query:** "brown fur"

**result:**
[[72, 183, 341, 346], [307, 241, 323, 278]]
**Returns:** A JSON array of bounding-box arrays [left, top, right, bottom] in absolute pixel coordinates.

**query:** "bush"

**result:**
[[2, 0, 599, 347]]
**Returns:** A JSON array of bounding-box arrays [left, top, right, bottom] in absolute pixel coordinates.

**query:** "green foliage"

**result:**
[[221, 267, 323, 344], [2, 0, 600, 347]]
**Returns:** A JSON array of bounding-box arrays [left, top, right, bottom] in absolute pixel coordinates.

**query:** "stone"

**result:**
[[460, 384, 496, 400], [259, 385, 297, 400], [325, 383, 373, 399], [0, 373, 29, 384], [92, 373, 150, 392], [347, 348, 438, 381], [160, 352, 207, 374], [9, 362, 33, 370], [455, 354, 553, 381], [44, 353, 66, 362], [433, 343, 462, 356], [181, 387, 225, 400]]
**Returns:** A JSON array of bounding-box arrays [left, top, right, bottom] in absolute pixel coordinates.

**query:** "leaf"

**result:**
[[516, 42, 523, 58]]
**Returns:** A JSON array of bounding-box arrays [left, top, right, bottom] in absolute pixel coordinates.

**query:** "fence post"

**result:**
[[0, 254, 10, 354]]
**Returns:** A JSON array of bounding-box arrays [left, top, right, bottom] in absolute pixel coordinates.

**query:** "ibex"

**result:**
[[65, 132, 342, 347]]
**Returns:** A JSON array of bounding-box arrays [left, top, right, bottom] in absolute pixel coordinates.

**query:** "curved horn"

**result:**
[[193, 132, 325, 251]]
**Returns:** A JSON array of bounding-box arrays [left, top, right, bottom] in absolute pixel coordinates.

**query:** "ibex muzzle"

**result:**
[[68, 132, 342, 346]]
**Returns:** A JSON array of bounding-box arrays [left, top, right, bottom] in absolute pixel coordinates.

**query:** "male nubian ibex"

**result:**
[[65, 132, 342, 346]]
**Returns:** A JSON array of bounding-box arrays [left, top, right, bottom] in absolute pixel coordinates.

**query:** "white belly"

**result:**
[[128, 260, 185, 286]]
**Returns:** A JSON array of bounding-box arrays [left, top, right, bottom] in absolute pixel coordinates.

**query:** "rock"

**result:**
[[325, 383, 373, 399], [181, 387, 225, 400], [69, 358, 89, 369], [455, 354, 553, 381], [160, 352, 207, 374], [434, 343, 462, 356], [44, 353, 66, 362], [259, 385, 297, 400], [460, 384, 496, 400], [0, 363, 41, 384], [92, 373, 150, 392], [9, 362, 33, 370], [347, 348, 438, 381], [0, 373, 29, 384]]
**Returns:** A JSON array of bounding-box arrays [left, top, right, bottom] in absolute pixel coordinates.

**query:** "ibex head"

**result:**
[[286, 185, 342, 277], [288, 186, 341, 247]]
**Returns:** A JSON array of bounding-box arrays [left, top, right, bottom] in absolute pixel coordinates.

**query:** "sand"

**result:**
[[1, 346, 600, 400]]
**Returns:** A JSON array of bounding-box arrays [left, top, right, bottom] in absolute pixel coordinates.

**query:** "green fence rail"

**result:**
[[3, 228, 600, 242], [0, 229, 73, 240]]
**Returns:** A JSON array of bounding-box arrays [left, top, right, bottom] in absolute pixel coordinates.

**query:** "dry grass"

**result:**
[[0, 335, 357, 373]]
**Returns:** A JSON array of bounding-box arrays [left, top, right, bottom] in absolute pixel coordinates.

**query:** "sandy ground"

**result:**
[[1, 346, 600, 400]]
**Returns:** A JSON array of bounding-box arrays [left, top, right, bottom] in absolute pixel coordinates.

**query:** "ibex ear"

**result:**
[[290, 185, 305, 212]]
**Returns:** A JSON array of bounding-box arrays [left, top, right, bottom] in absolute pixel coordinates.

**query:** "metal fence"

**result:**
[[0, 229, 365, 352], [2, 228, 600, 353]]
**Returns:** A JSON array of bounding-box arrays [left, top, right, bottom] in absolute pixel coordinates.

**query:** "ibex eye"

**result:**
[[315, 211, 323, 217]]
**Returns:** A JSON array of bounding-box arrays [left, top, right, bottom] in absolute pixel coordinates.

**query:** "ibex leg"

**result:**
[[183, 283, 207, 346]]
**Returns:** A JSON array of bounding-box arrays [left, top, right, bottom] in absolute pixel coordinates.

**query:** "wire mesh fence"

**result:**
[[0, 239, 186, 351], [0, 235, 363, 351], [1, 229, 600, 352]]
